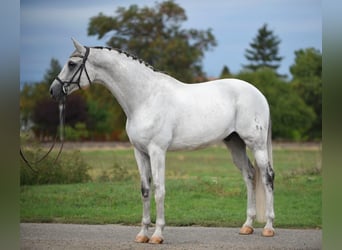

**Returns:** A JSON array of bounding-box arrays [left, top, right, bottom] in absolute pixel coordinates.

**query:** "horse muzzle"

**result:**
[[49, 81, 65, 101]]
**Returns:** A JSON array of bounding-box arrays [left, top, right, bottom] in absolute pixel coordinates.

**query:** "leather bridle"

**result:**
[[20, 47, 92, 173], [55, 46, 92, 95]]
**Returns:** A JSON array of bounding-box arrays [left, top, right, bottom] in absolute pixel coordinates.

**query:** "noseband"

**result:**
[[55, 46, 92, 95]]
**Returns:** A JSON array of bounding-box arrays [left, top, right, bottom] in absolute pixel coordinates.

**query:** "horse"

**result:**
[[50, 39, 275, 244]]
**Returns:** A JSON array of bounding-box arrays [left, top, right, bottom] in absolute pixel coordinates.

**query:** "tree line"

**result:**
[[20, 0, 321, 141]]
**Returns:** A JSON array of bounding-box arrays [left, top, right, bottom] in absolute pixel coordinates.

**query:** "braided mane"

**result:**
[[91, 46, 156, 72]]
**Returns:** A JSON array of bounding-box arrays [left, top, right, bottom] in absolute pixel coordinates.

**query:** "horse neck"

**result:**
[[90, 49, 175, 117]]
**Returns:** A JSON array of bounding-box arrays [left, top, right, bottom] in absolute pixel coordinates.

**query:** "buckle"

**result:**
[[62, 85, 68, 95]]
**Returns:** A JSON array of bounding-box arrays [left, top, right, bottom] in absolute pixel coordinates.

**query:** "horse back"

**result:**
[[168, 79, 269, 150]]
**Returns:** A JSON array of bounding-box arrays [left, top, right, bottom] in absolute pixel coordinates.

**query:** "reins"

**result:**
[[21, 46, 92, 173], [20, 99, 65, 173]]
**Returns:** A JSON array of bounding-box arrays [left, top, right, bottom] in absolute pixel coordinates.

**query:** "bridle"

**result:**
[[55, 46, 92, 95], [20, 46, 92, 173]]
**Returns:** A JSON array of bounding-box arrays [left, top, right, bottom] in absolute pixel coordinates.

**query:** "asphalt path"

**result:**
[[20, 223, 321, 250]]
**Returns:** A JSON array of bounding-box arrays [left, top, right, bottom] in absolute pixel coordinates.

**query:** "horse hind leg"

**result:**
[[253, 148, 275, 237], [224, 133, 256, 235]]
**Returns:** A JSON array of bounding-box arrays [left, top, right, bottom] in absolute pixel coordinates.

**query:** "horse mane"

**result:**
[[90, 46, 157, 72]]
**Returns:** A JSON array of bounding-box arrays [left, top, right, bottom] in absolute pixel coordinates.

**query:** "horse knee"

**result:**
[[141, 186, 149, 198], [154, 184, 165, 201], [155, 187, 165, 199], [140, 176, 151, 198]]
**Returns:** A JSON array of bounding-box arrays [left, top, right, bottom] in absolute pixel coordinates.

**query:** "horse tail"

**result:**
[[255, 115, 273, 223], [255, 162, 266, 222]]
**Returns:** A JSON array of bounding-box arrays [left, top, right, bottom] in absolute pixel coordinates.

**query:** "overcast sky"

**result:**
[[20, 0, 321, 84]]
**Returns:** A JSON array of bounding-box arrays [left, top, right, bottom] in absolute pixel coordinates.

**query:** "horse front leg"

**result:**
[[148, 145, 166, 244], [134, 148, 152, 243]]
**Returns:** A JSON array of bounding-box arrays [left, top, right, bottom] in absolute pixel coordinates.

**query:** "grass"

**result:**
[[20, 143, 321, 228]]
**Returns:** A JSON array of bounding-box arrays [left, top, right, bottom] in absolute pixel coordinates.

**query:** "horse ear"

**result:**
[[71, 38, 86, 54]]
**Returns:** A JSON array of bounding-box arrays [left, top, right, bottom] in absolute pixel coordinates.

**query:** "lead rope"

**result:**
[[20, 98, 66, 173]]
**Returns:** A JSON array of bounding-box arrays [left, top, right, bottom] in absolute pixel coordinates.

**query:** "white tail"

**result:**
[[255, 116, 273, 223], [255, 161, 266, 222]]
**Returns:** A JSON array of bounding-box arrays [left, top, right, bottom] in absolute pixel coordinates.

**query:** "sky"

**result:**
[[20, 0, 321, 84]]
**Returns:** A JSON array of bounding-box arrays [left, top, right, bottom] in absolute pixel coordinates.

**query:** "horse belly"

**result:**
[[169, 105, 234, 150]]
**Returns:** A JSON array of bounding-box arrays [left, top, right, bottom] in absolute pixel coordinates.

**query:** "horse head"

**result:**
[[49, 38, 93, 101]]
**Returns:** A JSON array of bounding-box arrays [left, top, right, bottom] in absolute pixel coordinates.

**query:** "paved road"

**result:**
[[20, 223, 321, 250]]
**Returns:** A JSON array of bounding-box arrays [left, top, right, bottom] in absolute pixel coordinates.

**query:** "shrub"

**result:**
[[64, 122, 89, 141], [96, 162, 133, 182], [20, 146, 90, 185], [110, 162, 132, 181]]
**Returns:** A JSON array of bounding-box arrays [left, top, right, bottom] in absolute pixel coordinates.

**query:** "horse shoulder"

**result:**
[[126, 90, 177, 151]]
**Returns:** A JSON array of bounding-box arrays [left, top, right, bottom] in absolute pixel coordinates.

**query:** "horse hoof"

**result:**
[[262, 228, 275, 237], [149, 236, 164, 244], [239, 226, 254, 235], [135, 235, 149, 243]]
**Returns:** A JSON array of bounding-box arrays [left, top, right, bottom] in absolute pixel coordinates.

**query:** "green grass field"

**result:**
[[20, 143, 321, 228]]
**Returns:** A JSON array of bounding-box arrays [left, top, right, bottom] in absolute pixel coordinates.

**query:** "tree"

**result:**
[[219, 65, 232, 78], [32, 93, 88, 140], [20, 83, 47, 131], [237, 68, 316, 140], [44, 58, 62, 86], [244, 24, 283, 73], [31, 97, 59, 139], [20, 59, 61, 131], [290, 48, 322, 139], [88, 0, 217, 82]]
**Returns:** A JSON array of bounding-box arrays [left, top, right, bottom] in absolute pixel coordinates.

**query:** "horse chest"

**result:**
[[125, 111, 174, 151]]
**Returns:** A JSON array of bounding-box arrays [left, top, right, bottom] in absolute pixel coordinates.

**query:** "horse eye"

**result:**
[[68, 61, 77, 68]]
